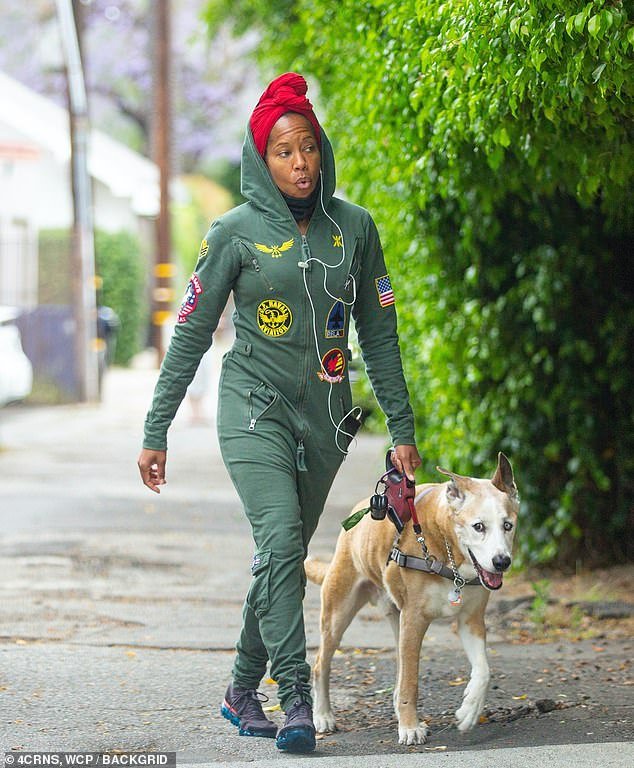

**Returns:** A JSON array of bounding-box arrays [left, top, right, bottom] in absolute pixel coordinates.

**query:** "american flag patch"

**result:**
[[375, 275, 395, 307]]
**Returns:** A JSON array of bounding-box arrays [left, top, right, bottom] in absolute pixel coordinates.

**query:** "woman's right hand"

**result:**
[[137, 448, 167, 493]]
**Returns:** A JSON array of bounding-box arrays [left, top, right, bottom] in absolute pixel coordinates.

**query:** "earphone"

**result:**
[[299, 170, 363, 455]]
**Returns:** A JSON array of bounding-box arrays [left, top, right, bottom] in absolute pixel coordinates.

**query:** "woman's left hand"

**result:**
[[391, 444, 422, 483]]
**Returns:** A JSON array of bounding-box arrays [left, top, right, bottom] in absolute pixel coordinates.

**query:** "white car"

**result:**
[[0, 307, 33, 407]]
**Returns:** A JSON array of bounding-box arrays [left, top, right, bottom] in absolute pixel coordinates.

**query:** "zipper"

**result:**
[[247, 385, 278, 431], [250, 254, 275, 292], [295, 235, 312, 412], [239, 242, 275, 292]]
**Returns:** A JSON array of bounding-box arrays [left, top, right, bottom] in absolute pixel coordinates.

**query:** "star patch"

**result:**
[[325, 300, 345, 339], [257, 298, 293, 337], [177, 274, 203, 324], [375, 274, 395, 307], [254, 238, 294, 258], [199, 239, 209, 259], [318, 348, 346, 383], [332, 234, 343, 248]]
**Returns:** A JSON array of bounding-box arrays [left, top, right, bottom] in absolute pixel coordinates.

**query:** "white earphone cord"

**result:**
[[300, 171, 362, 454]]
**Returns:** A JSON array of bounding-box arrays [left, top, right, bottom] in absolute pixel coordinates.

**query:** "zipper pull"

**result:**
[[298, 235, 311, 270], [249, 418, 256, 432], [296, 441, 307, 472]]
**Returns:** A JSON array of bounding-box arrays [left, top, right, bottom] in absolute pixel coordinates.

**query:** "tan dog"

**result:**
[[306, 453, 519, 745]]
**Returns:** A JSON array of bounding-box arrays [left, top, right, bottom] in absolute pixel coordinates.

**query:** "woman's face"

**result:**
[[265, 113, 321, 198]]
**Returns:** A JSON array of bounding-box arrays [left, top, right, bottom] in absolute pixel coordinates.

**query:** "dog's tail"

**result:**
[[304, 557, 330, 585]]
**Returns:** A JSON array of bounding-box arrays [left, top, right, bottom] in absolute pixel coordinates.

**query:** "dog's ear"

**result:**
[[436, 466, 466, 507], [491, 452, 518, 497]]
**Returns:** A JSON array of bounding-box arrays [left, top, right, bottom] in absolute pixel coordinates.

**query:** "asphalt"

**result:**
[[0, 357, 632, 767]]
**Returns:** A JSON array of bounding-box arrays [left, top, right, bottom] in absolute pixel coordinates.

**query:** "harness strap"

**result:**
[[388, 546, 481, 585]]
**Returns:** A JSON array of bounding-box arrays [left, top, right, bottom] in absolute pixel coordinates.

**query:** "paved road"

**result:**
[[0, 363, 632, 766]]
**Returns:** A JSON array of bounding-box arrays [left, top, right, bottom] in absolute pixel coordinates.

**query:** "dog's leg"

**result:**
[[394, 608, 429, 745], [455, 602, 489, 731], [377, 592, 400, 644], [313, 576, 372, 733]]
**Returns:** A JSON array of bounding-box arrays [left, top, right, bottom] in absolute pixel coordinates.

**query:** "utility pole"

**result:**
[[152, 0, 174, 362], [55, 0, 99, 402]]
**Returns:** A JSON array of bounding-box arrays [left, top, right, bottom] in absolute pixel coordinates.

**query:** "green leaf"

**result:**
[[587, 14, 601, 37], [592, 62, 607, 83]]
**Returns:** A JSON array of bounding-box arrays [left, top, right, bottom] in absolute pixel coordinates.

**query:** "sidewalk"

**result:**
[[0, 364, 632, 766]]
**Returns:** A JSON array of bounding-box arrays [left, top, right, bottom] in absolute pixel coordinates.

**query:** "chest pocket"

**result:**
[[342, 236, 362, 302], [236, 240, 277, 293]]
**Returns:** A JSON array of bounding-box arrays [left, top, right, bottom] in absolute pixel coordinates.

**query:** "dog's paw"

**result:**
[[455, 700, 482, 732], [398, 722, 429, 745], [314, 710, 337, 733]]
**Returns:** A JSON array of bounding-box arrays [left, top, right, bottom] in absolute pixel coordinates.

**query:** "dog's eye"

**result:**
[[503, 521, 514, 532], [472, 522, 485, 533]]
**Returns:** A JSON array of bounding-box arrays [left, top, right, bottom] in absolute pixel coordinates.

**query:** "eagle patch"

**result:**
[[254, 239, 294, 258]]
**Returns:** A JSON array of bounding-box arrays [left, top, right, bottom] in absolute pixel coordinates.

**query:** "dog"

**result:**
[[305, 452, 519, 745]]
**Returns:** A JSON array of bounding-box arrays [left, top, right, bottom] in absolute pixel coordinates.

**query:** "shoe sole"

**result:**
[[220, 704, 277, 739], [276, 726, 316, 753]]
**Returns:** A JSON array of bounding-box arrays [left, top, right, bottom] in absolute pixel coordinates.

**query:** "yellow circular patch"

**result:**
[[257, 299, 292, 337]]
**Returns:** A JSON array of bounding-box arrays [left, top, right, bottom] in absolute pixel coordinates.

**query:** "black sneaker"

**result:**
[[276, 700, 316, 753], [220, 682, 277, 738]]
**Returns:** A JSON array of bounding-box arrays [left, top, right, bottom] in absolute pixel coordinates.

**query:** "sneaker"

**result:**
[[220, 682, 277, 738], [276, 699, 316, 753]]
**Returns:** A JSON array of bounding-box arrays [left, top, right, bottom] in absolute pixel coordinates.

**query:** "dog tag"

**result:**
[[448, 587, 462, 606]]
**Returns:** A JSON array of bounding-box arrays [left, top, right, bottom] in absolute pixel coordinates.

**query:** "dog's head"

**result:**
[[437, 453, 519, 591]]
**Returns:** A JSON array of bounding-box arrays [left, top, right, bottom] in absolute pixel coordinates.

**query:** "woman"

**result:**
[[138, 73, 421, 753]]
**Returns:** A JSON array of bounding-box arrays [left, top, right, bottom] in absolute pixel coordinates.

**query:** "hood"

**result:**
[[240, 121, 336, 222]]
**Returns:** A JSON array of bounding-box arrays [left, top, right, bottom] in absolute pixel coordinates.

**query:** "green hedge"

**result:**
[[94, 229, 146, 365], [39, 228, 146, 366], [205, 0, 633, 566]]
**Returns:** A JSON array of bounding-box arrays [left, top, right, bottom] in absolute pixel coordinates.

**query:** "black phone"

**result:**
[[343, 410, 364, 438]]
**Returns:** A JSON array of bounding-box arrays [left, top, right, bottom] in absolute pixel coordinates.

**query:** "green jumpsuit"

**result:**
[[143, 125, 415, 709]]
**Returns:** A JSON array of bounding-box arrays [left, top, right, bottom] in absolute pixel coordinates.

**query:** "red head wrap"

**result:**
[[250, 72, 321, 157]]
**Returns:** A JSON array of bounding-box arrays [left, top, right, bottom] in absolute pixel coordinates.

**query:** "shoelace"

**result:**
[[286, 701, 312, 722], [234, 688, 270, 720]]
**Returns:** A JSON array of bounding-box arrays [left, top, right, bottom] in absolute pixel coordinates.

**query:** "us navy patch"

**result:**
[[325, 300, 345, 339], [257, 298, 292, 337]]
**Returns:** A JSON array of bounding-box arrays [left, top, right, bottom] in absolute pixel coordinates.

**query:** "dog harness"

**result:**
[[370, 454, 480, 604]]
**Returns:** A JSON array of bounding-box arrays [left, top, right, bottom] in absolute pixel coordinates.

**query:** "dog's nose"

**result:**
[[492, 554, 511, 572]]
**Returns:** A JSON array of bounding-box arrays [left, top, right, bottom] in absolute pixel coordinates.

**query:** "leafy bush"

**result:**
[[94, 229, 146, 365], [205, 0, 633, 565]]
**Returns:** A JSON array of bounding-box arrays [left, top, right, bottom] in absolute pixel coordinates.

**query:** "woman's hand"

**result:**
[[391, 444, 422, 483], [138, 448, 167, 493]]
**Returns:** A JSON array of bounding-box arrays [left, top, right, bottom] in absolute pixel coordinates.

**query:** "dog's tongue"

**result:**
[[480, 569, 503, 590]]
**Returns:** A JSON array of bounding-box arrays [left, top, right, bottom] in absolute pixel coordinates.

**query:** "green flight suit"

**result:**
[[143, 124, 415, 709]]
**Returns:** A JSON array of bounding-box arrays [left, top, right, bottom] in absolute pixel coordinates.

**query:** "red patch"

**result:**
[[317, 348, 346, 383], [177, 274, 203, 324]]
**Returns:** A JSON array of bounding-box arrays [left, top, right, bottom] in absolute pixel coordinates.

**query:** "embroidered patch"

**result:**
[[177, 274, 203, 324], [199, 239, 209, 259], [257, 299, 293, 337], [325, 300, 345, 339], [375, 274, 395, 307], [332, 234, 343, 248], [318, 348, 346, 383], [255, 238, 294, 258]]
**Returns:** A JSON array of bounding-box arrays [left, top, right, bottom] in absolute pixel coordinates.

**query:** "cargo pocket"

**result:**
[[246, 548, 271, 618]]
